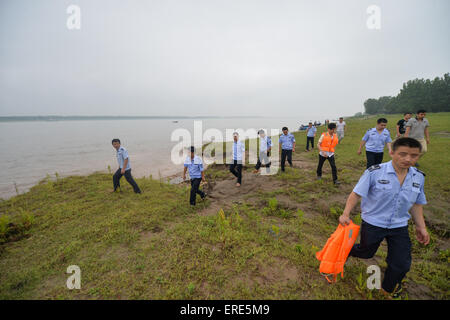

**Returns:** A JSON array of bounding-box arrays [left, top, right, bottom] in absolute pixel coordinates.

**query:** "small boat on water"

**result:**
[[299, 124, 308, 131], [299, 121, 321, 130]]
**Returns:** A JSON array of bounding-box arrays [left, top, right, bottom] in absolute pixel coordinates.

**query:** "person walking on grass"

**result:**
[[336, 117, 346, 143], [339, 137, 429, 299], [404, 109, 430, 158], [230, 132, 245, 187], [396, 112, 412, 138], [254, 129, 272, 174], [183, 146, 206, 206], [317, 122, 340, 185], [358, 118, 392, 169], [111, 139, 142, 194], [279, 127, 296, 172], [305, 122, 316, 152]]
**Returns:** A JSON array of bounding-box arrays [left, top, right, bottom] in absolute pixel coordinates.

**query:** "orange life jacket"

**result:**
[[316, 221, 360, 283], [319, 132, 338, 153]]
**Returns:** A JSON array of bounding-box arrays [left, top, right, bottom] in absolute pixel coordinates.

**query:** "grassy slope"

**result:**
[[0, 113, 449, 300]]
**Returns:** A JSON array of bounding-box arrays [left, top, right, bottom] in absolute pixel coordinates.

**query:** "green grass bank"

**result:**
[[0, 113, 449, 299]]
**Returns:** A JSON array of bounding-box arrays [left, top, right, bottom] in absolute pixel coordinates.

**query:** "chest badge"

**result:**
[[377, 180, 390, 184], [412, 182, 420, 188]]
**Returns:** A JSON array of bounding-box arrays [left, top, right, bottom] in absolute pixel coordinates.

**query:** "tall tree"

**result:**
[[364, 73, 450, 114]]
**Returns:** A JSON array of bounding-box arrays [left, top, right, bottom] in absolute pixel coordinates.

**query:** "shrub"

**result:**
[[0, 211, 34, 245]]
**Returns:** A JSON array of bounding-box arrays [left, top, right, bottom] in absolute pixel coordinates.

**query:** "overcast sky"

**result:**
[[0, 0, 449, 117]]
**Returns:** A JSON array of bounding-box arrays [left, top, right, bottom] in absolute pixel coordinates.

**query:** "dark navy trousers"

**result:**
[[317, 154, 338, 182], [366, 151, 384, 169], [349, 220, 412, 293], [229, 160, 243, 184], [306, 136, 314, 150], [113, 168, 141, 193], [280, 149, 293, 171], [190, 178, 205, 205], [255, 151, 271, 173]]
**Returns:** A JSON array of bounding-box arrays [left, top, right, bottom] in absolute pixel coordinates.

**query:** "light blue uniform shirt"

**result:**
[[232, 140, 245, 161], [353, 161, 427, 229], [259, 136, 272, 152], [116, 146, 131, 170], [306, 126, 317, 137], [362, 128, 392, 153], [279, 133, 296, 150], [184, 155, 204, 179]]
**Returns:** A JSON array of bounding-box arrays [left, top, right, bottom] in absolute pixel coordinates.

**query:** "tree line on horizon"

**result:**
[[363, 73, 450, 115]]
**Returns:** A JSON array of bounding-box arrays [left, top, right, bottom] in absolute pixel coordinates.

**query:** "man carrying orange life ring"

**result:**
[[339, 137, 430, 298]]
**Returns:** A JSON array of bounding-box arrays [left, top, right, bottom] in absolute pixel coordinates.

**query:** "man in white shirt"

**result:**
[[230, 132, 245, 187], [336, 117, 346, 143]]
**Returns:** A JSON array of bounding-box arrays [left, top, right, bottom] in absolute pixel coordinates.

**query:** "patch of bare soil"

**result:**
[[200, 169, 284, 216]]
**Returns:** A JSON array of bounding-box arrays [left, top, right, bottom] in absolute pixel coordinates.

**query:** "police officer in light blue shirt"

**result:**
[[183, 146, 206, 206], [306, 124, 317, 137], [279, 127, 296, 172], [254, 129, 272, 174], [305, 122, 317, 151], [353, 160, 426, 229], [230, 132, 245, 186], [116, 146, 131, 171], [111, 138, 141, 193], [358, 118, 392, 169], [340, 137, 430, 297]]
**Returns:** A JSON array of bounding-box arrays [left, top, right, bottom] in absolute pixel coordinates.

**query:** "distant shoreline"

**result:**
[[0, 115, 266, 122]]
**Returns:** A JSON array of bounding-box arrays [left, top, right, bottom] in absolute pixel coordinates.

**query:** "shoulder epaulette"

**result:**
[[414, 168, 426, 176], [368, 164, 381, 172]]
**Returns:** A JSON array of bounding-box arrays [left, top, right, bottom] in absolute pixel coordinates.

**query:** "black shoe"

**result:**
[[201, 193, 207, 200], [333, 180, 340, 185], [317, 176, 322, 180]]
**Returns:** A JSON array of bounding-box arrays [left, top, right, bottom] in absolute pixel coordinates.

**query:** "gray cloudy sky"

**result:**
[[0, 0, 449, 117]]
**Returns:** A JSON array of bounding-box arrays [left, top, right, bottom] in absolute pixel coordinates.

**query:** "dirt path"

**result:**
[[198, 150, 318, 215]]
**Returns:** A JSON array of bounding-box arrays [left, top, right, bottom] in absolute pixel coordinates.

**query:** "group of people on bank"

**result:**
[[110, 109, 431, 298]]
